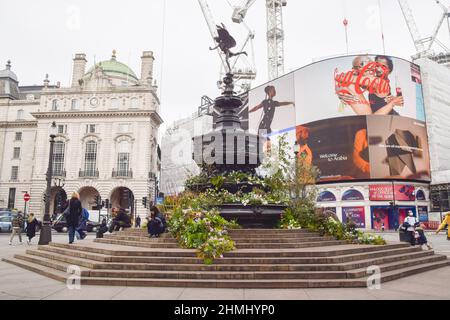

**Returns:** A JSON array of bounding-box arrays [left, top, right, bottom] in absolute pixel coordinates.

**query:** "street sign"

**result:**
[[24, 193, 30, 202]]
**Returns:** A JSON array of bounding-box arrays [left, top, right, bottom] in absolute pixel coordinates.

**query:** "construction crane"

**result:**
[[232, 0, 287, 80], [198, 0, 256, 93], [266, 0, 287, 80], [398, 0, 450, 60]]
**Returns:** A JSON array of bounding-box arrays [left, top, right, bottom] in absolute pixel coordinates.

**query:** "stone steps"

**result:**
[[106, 234, 332, 243], [10, 250, 445, 280], [3, 256, 449, 288], [95, 237, 349, 250], [20, 244, 430, 270], [2, 228, 449, 288]]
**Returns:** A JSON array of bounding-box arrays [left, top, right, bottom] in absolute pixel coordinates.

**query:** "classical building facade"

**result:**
[[0, 51, 163, 220]]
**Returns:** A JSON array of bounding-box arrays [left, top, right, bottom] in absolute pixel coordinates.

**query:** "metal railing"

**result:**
[[112, 169, 133, 178], [79, 169, 99, 178]]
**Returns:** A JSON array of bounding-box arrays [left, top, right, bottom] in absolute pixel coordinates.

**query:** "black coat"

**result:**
[[67, 199, 82, 227], [26, 218, 38, 238]]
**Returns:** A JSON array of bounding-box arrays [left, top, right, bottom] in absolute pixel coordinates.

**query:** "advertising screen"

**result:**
[[245, 54, 430, 182]]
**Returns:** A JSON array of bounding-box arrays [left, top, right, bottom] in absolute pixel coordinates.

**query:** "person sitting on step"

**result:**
[[147, 206, 166, 238], [108, 208, 132, 233]]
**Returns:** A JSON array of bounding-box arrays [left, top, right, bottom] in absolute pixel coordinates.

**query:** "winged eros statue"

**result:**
[[210, 23, 248, 73]]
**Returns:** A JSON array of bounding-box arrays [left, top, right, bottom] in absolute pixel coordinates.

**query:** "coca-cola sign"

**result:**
[[335, 61, 391, 97]]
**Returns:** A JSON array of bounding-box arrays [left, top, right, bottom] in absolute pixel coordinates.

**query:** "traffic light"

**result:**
[[104, 199, 109, 210], [43, 194, 49, 203], [95, 195, 101, 206], [142, 196, 148, 208]]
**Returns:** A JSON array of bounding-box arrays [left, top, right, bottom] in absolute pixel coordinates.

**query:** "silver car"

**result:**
[[0, 215, 12, 233]]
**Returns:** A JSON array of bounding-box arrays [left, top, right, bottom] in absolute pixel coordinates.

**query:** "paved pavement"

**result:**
[[0, 232, 449, 300]]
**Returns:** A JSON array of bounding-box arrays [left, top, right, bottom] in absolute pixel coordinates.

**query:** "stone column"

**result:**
[[140, 51, 154, 85], [71, 53, 87, 87]]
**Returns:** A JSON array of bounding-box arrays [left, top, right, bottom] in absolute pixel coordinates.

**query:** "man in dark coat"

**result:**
[[109, 208, 132, 232]]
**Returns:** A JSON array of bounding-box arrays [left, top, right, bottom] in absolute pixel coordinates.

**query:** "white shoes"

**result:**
[[8, 242, 11, 246]]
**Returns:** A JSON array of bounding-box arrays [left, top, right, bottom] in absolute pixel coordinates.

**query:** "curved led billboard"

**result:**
[[246, 54, 430, 182]]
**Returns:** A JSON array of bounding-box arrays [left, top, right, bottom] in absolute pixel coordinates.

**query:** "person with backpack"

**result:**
[[9, 212, 24, 245], [64, 192, 83, 244], [147, 206, 166, 238]]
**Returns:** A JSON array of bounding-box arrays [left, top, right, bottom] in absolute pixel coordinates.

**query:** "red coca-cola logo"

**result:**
[[335, 61, 391, 96]]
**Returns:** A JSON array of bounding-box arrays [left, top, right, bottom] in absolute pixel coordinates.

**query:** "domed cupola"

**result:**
[[0, 60, 20, 99], [83, 50, 139, 86]]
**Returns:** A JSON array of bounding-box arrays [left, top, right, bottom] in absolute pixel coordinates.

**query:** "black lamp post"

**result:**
[[39, 121, 57, 245]]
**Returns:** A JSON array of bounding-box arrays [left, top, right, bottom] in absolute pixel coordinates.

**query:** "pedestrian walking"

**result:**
[[75, 208, 89, 240], [9, 212, 24, 245], [403, 210, 418, 246], [135, 215, 141, 228], [63, 192, 82, 244], [436, 212, 450, 240], [25, 213, 39, 245]]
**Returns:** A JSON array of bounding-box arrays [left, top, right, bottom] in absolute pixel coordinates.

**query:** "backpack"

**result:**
[[82, 209, 89, 221]]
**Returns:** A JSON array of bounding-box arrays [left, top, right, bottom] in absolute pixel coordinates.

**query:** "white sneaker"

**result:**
[[8, 242, 12, 246]]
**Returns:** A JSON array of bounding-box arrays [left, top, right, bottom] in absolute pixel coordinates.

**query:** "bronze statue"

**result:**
[[210, 23, 247, 72]]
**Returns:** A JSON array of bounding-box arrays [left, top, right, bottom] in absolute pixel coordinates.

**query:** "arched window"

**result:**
[[51, 99, 59, 111], [117, 141, 130, 176], [317, 191, 336, 202], [416, 190, 426, 201], [342, 189, 364, 201], [84, 141, 97, 176], [52, 141, 65, 176]]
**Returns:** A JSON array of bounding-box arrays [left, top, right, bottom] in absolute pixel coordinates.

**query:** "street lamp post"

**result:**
[[293, 141, 299, 201], [39, 121, 57, 245]]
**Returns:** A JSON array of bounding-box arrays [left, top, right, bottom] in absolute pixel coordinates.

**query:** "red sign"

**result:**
[[23, 193, 30, 202], [369, 185, 416, 201]]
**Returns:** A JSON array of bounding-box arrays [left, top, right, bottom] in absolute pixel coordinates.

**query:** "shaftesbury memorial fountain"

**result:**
[[191, 25, 285, 228]]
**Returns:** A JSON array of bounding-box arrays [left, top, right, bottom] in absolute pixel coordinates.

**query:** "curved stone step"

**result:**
[[6, 254, 449, 288]]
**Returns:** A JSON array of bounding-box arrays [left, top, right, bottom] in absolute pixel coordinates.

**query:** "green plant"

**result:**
[[168, 207, 237, 264]]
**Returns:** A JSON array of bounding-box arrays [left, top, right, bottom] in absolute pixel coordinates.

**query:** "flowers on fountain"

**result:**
[[167, 207, 238, 264]]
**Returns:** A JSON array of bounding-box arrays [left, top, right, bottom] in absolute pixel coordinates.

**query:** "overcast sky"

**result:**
[[1, 0, 449, 132]]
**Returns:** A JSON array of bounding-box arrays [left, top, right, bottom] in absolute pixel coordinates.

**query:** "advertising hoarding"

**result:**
[[245, 54, 430, 183], [369, 184, 416, 201], [342, 207, 366, 228]]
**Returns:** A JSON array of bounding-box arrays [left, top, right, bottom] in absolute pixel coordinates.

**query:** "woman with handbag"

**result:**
[[64, 192, 82, 244]]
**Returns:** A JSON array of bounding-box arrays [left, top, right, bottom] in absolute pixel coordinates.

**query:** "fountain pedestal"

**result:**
[[192, 73, 284, 228]]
